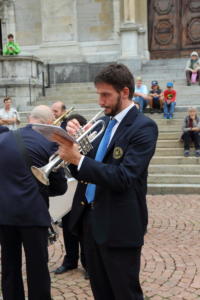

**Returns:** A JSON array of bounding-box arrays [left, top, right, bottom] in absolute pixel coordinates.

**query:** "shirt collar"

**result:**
[[114, 103, 135, 124]]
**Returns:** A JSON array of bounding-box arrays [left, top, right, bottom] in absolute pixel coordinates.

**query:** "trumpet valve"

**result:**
[[78, 136, 93, 155]]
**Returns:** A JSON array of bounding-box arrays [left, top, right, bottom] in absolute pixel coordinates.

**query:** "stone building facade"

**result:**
[[1, 0, 200, 84], [0, 0, 148, 83]]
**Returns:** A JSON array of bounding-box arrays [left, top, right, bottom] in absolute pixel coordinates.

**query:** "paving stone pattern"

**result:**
[[0, 195, 200, 299]]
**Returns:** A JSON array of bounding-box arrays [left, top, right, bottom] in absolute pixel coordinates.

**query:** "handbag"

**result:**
[[191, 72, 197, 83]]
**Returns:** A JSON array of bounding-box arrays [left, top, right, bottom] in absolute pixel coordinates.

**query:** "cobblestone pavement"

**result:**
[[0, 195, 200, 299]]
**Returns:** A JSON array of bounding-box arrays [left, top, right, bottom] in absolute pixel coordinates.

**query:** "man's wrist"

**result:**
[[71, 153, 82, 166], [77, 155, 85, 170]]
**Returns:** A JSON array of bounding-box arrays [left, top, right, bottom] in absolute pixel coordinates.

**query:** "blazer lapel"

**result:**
[[105, 106, 139, 157]]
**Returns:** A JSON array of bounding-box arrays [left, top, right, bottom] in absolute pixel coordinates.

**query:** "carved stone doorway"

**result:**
[[148, 0, 200, 58]]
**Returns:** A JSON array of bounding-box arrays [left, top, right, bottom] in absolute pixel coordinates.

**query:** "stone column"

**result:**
[[124, 0, 136, 23], [119, 0, 142, 72], [0, 0, 16, 45]]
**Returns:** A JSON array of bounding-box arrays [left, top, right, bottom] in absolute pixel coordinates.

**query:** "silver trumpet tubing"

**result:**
[[31, 110, 105, 186]]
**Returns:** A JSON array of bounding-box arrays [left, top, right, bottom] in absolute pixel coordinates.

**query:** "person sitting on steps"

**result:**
[[181, 107, 200, 157], [163, 82, 176, 119], [185, 51, 200, 86], [149, 80, 164, 113], [133, 76, 150, 113], [164, 82, 176, 119]]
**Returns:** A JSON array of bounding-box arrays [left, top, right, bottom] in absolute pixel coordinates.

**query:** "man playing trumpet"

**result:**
[[52, 64, 158, 300], [51, 101, 71, 128]]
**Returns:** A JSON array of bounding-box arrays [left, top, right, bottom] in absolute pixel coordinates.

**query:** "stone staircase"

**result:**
[[147, 112, 200, 194], [18, 58, 200, 194]]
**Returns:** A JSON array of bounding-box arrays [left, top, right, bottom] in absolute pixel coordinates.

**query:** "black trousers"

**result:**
[[183, 131, 200, 150], [62, 212, 86, 269], [0, 225, 51, 300], [83, 210, 144, 300]]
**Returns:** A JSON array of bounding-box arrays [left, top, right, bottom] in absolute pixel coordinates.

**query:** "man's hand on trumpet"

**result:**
[[52, 133, 82, 166], [66, 119, 81, 136], [53, 118, 85, 165], [66, 118, 92, 136]]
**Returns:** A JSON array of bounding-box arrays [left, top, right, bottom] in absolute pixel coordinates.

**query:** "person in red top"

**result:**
[[163, 82, 176, 119]]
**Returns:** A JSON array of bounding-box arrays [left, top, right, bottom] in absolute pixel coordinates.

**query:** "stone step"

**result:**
[[48, 81, 199, 93], [49, 82, 94, 88], [157, 140, 182, 148], [149, 164, 200, 174], [147, 183, 200, 195], [154, 119, 183, 126], [158, 132, 180, 140], [141, 74, 184, 80], [142, 58, 187, 66], [140, 79, 185, 86], [155, 148, 199, 156], [38, 96, 98, 107], [151, 156, 200, 164], [44, 85, 200, 97], [36, 100, 97, 107], [146, 112, 193, 119], [157, 125, 181, 132], [174, 105, 200, 112], [45, 88, 96, 96], [39, 93, 98, 103], [176, 99, 200, 105], [148, 174, 200, 184]]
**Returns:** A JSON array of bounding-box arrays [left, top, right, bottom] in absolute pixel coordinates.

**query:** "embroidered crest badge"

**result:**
[[113, 147, 123, 159]]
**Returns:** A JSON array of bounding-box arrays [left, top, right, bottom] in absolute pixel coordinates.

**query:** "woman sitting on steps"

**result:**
[[181, 107, 200, 157]]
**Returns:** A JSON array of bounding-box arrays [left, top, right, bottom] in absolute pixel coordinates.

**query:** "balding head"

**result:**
[[51, 101, 66, 118], [29, 105, 55, 124]]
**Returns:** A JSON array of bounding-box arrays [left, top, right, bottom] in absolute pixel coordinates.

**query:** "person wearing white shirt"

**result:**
[[133, 76, 150, 112], [0, 97, 20, 130]]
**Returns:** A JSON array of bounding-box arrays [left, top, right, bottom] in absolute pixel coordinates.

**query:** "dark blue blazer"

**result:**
[[69, 106, 158, 247], [0, 125, 67, 227]]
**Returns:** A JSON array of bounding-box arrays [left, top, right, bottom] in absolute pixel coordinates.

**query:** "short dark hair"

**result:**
[[3, 97, 11, 103], [94, 63, 135, 99], [7, 34, 14, 39], [66, 114, 87, 127]]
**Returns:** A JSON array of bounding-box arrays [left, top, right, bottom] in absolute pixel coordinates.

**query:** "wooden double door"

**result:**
[[148, 0, 200, 58]]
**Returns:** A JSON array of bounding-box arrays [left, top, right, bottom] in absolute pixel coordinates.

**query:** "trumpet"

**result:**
[[31, 110, 105, 185], [53, 106, 74, 126]]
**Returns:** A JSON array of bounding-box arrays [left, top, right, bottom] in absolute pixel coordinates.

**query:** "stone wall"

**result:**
[[77, 0, 114, 42], [41, 0, 76, 43], [0, 56, 44, 109], [1, 0, 150, 84], [49, 62, 113, 84], [14, 0, 42, 46]]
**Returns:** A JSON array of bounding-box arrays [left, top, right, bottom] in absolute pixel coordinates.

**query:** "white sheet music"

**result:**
[[32, 124, 77, 143]]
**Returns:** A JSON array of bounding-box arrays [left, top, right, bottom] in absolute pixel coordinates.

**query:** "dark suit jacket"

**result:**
[[69, 106, 158, 247], [0, 125, 67, 227]]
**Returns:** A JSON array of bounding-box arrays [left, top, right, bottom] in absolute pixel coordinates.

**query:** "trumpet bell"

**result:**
[[31, 166, 50, 185], [31, 110, 105, 185], [31, 154, 63, 185]]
